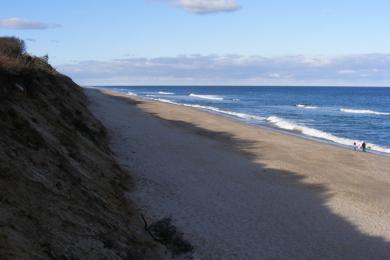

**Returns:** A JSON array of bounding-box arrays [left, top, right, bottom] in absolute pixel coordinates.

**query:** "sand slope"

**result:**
[[0, 68, 161, 259], [87, 89, 390, 259]]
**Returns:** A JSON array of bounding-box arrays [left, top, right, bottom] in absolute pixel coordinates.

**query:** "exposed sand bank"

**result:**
[[86, 89, 390, 259]]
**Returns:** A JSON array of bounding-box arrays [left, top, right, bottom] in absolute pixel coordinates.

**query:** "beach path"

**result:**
[[86, 89, 390, 259]]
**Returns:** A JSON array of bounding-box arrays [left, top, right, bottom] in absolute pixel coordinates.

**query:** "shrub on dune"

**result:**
[[0, 37, 25, 58], [0, 37, 53, 74]]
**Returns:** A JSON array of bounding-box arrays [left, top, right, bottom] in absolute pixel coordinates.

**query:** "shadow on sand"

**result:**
[[101, 91, 390, 259]]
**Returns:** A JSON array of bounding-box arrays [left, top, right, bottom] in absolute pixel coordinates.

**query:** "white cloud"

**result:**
[[166, 0, 240, 14], [338, 69, 356, 75], [0, 17, 60, 30], [56, 54, 390, 86]]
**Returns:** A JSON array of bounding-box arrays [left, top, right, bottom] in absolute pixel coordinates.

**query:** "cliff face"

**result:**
[[0, 66, 160, 258]]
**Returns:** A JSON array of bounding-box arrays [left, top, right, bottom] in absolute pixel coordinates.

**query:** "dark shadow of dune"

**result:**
[[96, 90, 390, 259]]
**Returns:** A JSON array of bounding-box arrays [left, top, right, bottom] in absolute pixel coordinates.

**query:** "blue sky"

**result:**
[[1, 0, 390, 86]]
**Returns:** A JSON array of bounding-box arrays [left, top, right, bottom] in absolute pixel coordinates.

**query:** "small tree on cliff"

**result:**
[[0, 37, 26, 58]]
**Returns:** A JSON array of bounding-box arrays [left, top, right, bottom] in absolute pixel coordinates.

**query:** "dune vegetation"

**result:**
[[0, 37, 163, 259]]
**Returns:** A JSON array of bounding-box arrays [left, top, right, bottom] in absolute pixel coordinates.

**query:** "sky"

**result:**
[[1, 0, 390, 86]]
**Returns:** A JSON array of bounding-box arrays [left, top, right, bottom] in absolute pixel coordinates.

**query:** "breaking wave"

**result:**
[[145, 97, 264, 121], [147, 98, 178, 104], [158, 91, 175, 95], [189, 93, 224, 101], [182, 104, 265, 121], [340, 108, 390, 115], [296, 104, 318, 109], [266, 116, 390, 154], [140, 97, 390, 154], [126, 91, 137, 96]]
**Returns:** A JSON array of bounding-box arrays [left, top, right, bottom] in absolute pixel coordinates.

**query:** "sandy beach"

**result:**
[[86, 89, 390, 259]]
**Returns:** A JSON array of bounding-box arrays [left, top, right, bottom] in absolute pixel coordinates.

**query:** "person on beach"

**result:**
[[353, 142, 358, 151], [362, 142, 366, 152]]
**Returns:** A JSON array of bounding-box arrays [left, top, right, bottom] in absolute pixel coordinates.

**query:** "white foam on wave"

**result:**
[[267, 116, 352, 145], [126, 91, 137, 96], [143, 96, 390, 154], [147, 97, 178, 104], [296, 104, 318, 109], [267, 116, 390, 154], [340, 108, 390, 115], [183, 104, 265, 121], [158, 91, 175, 95], [189, 93, 224, 101], [366, 144, 390, 154], [145, 97, 264, 121]]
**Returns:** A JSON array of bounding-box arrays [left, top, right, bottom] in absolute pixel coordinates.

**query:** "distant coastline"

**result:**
[[86, 86, 390, 155], [85, 85, 390, 88]]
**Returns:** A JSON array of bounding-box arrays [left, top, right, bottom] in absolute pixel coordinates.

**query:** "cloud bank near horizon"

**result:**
[[164, 0, 240, 14], [0, 17, 59, 30], [57, 54, 390, 86]]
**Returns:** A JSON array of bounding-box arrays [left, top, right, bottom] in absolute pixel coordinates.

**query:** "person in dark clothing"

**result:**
[[362, 142, 366, 152]]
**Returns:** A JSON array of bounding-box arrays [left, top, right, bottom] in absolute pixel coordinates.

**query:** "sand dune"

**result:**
[[86, 89, 390, 259]]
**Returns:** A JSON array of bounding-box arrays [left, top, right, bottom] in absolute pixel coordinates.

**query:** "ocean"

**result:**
[[91, 86, 390, 155]]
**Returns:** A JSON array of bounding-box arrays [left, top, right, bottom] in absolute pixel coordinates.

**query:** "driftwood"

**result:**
[[140, 214, 194, 256], [140, 214, 165, 244]]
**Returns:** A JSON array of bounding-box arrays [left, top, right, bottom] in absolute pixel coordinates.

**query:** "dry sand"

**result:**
[[86, 89, 390, 259]]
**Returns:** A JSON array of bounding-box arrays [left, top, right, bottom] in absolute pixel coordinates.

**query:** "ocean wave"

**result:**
[[266, 116, 390, 154], [147, 97, 178, 104], [146, 97, 264, 121], [189, 93, 224, 101], [141, 97, 390, 154], [266, 116, 351, 145], [183, 104, 265, 121], [296, 104, 318, 109], [340, 108, 390, 115], [158, 91, 175, 95], [126, 91, 137, 96], [365, 144, 390, 154]]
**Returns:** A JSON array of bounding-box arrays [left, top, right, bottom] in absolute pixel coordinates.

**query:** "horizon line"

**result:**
[[85, 85, 390, 88]]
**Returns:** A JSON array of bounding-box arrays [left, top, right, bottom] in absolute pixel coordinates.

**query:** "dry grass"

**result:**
[[0, 37, 53, 74], [0, 37, 25, 58], [0, 54, 27, 73]]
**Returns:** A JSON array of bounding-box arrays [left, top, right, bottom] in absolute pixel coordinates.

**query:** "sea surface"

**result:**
[[91, 86, 390, 155]]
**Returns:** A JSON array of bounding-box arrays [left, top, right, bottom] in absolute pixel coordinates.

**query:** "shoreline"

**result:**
[[100, 89, 389, 157], [86, 89, 390, 259]]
